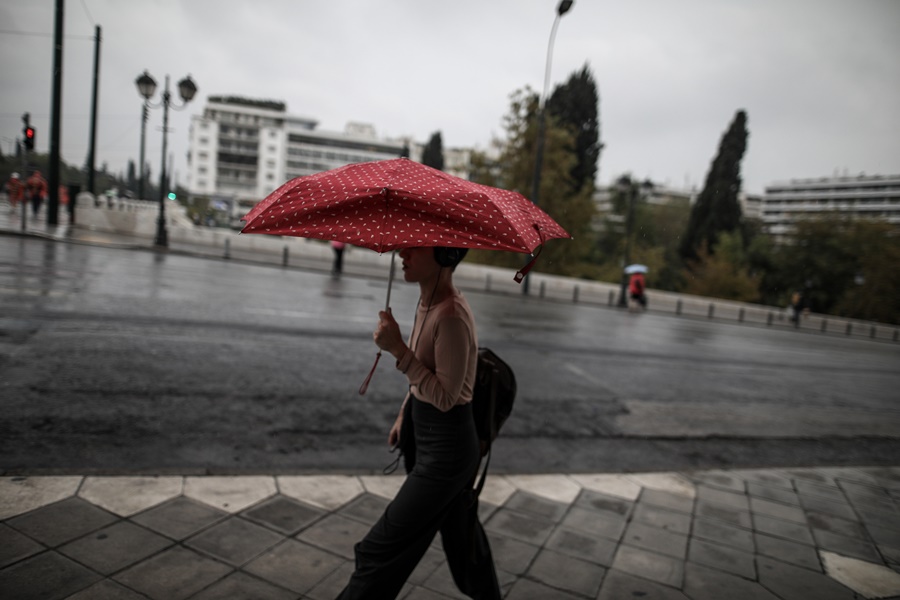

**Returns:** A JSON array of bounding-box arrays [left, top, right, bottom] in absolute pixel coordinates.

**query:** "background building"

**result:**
[[187, 96, 406, 222], [740, 192, 763, 220], [762, 174, 900, 241]]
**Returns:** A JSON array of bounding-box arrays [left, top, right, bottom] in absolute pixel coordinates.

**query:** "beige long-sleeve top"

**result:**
[[396, 289, 478, 412]]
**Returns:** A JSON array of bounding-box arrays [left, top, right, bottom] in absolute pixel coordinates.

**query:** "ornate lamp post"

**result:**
[[135, 71, 154, 202], [135, 71, 198, 247], [524, 0, 574, 294]]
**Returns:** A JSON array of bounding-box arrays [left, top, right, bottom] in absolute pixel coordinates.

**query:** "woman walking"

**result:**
[[337, 246, 501, 600]]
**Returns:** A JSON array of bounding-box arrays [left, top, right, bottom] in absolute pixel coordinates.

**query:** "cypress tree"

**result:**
[[546, 64, 603, 193], [679, 110, 748, 260], [421, 131, 444, 171]]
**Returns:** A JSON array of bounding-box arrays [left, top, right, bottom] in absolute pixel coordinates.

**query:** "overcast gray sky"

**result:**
[[2, 0, 898, 195]]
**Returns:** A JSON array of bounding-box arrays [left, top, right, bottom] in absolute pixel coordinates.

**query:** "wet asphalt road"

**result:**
[[1, 236, 899, 475]]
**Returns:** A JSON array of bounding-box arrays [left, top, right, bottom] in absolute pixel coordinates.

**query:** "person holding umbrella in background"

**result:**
[[337, 244, 501, 599], [625, 263, 648, 311]]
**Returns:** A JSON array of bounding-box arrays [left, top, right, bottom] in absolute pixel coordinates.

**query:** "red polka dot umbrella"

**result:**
[[241, 157, 570, 281], [242, 157, 570, 394]]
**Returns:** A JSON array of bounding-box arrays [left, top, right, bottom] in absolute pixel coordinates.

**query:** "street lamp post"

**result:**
[[524, 0, 574, 295], [135, 71, 153, 202], [135, 70, 197, 248]]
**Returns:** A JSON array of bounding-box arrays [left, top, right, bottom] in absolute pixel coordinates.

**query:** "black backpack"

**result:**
[[471, 347, 516, 495], [472, 347, 516, 456]]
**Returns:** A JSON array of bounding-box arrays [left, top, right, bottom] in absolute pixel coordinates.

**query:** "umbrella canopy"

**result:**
[[241, 158, 569, 263], [624, 264, 648, 274]]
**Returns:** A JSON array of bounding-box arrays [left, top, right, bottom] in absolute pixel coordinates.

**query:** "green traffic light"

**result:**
[[167, 192, 176, 200]]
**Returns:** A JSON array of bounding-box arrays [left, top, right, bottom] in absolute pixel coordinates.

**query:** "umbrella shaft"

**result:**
[[385, 251, 397, 311]]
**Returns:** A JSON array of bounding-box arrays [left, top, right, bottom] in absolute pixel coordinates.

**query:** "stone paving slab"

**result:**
[[1, 467, 899, 599]]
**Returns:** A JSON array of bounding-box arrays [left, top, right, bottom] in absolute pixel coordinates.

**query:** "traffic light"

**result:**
[[167, 192, 177, 200], [23, 126, 35, 151]]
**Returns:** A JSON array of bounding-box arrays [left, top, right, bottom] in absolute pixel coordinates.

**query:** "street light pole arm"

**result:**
[[542, 14, 563, 111], [530, 13, 563, 211]]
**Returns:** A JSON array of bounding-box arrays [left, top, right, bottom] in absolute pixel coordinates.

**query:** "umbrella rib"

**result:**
[[377, 187, 390, 252]]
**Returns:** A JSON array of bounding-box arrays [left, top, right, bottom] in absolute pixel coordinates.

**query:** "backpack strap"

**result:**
[[474, 446, 491, 498], [473, 356, 499, 498]]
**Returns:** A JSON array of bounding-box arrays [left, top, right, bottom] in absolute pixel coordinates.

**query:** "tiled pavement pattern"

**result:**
[[2, 467, 900, 599]]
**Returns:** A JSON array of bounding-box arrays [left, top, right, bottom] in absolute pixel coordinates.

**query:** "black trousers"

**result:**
[[337, 399, 501, 600], [30, 193, 43, 216]]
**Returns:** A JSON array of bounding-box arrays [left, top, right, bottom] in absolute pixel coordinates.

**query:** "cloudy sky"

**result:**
[[2, 0, 898, 195]]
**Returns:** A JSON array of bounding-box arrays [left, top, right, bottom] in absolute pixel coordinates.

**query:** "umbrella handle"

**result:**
[[360, 252, 397, 395], [514, 226, 546, 283], [514, 243, 544, 283], [358, 351, 381, 395]]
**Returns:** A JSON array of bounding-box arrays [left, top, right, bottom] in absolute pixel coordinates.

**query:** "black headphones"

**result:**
[[433, 246, 468, 268]]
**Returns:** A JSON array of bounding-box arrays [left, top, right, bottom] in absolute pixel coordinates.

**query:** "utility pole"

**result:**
[[87, 25, 101, 194], [20, 113, 30, 232], [47, 0, 64, 226]]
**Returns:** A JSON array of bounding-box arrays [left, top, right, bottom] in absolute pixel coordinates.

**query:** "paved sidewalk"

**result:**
[[2, 467, 900, 599]]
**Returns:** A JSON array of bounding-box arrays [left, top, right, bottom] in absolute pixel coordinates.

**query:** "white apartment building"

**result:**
[[740, 193, 763, 220], [187, 96, 406, 218], [592, 181, 694, 214], [762, 174, 900, 240]]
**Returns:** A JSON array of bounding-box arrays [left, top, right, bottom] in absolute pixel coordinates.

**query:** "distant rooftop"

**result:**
[[207, 96, 286, 112], [767, 173, 900, 187]]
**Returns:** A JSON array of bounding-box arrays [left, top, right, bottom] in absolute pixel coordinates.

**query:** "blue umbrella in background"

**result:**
[[624, 264, 648, 274]]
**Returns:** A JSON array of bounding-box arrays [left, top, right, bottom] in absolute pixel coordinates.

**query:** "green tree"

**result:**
[[776, 218, 856, 314], [679, 110, 748, 260], [467, 137, 507, 189], [469, 87, 594, 275], [641, 195, 691, 291], [835, 221, 900, 324], [421, 131, 444, 171], [771, 217, 900, 323], [589, 175, 690, 289], [545, 64, 602, 193], [681, 231, 761, 302]]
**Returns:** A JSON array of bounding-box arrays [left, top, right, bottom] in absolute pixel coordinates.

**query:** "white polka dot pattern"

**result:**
[[241, 158, 570, 254]]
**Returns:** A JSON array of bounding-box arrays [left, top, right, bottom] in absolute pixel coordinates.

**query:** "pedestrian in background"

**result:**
[[331, 240, 346, 276], [337, 246, 501, 600], [629, 271, 647, 311], [790, 290, 803, 325], [26, 170, 48, 217], [5, 172, 24, 212]]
